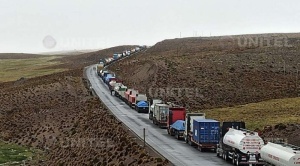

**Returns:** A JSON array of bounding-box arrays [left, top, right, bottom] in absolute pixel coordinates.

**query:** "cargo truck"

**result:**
[[149, 99, 162, 120], [113, 54, 118, 60], [184, 113, 206, 144], [128, 90, 139, 108], [167, 107, 186, 140], [115, 85, 127, 100], [153, 104, 169, 128], [96, 63, 104, 76], [261, 142, 300, 166], [189, 119, 220, 152], [134, 94, 148, 113], [108, 79, 122, 95], [216, 121, 265, 165]]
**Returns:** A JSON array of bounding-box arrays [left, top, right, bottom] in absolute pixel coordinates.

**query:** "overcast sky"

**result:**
[[1, 0, 300, 53]]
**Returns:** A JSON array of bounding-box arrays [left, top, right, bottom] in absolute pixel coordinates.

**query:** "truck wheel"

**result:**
[[224, 152, 228, 161], [167, 129, 170, 135], [175, 131, 179, 140]]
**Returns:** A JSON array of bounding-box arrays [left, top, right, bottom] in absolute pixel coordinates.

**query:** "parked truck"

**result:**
[[261, 142, 300, 166], [217, 121, 265, 165], [184, 113, 206, 145], [134, 94, 148, 113], [188, 119, 220, 152], [96, 63, 104, 76], [108, 79, 122, 95], [128, 90, 139, 108], [153, 104, 169, 128], [167, 107, 186, 140], [115, 85, 127, 100], [149, 99, 162, 120]]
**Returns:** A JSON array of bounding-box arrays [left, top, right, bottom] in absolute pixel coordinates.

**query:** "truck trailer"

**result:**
[[261, 142, 300, 166], [217, 122, 265, 166], [167, 107, 186, 140], [153, 103, 169, 128], [184, 113, 206, 144], [115, 85, 127, 100], [134, 94, 148, 113], [188, 119, 220, 152], [149, 99, 162, 120]]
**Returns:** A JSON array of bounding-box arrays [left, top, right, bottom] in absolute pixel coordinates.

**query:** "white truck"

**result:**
[[153, 103, 169, 128], [149, 99, 162, 120], [217, 123, 265, 166], [261, 142, 300, 166]]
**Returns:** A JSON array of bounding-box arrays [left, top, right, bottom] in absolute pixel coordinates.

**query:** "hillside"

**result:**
[[0, 69, 169, 165], [108, 33, 300, 110]]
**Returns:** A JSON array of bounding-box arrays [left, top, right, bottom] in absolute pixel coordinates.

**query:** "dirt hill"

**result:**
[[108, 33, 300, 110], [0, 49, 169, 165]]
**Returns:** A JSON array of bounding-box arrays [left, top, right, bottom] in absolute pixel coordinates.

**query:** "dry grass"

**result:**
[[0, 56, 66, 82], [201, 97, 300, 130]]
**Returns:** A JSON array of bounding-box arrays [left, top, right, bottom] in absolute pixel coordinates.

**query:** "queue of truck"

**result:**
[[95, 47, 300, 166]]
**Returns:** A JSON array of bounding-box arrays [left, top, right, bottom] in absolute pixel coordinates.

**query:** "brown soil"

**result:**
[[261, 124, 300, 146], [0, 68, 170, 165], [108, 33, 300, 110]]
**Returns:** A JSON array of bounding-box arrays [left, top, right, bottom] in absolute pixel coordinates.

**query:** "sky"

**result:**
[[0, 0, 300, 53]]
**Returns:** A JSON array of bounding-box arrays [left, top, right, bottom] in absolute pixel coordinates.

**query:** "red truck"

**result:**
[[125, 89, 138, 107], [167, 107, 186, 140]]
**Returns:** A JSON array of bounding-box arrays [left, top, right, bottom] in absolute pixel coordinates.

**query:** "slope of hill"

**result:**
[[108, 33, 300, 110], [0, 69, 169, 165]]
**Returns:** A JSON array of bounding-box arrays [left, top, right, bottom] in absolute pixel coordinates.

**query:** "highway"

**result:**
[[86, 64, 231, 166]]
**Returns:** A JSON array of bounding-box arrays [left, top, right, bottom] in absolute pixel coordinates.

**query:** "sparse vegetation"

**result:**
[[201, 97, 300, 130], [0, 141, 35, 165], [0, 56, 66, 82]]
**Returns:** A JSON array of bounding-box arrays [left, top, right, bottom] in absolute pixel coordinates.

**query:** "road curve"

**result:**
[[86, 65, 231, 166]]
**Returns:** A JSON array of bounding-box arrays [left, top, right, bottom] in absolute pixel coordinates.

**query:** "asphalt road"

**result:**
[[86, 64, 231, 166]]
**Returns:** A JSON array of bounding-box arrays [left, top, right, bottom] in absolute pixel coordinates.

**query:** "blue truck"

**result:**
[[187, 119, 220, 152], [113, 54, 118, 60]]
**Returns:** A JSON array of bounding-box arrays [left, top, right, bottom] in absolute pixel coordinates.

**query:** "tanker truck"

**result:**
[[216, 121, 265, 166], [261, 142, 300, 166]]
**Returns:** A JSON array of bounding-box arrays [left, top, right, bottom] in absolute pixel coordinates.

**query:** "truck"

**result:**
[[189, 119, 220, 152], [96, 63, 104, 76], [184, 113, 206, 145], [148, 99, 162, 120], [153, 104, 169, 128], [134, 94, 148, 113], [128, 90, 139, 108], [261, 142, 300, 166], [108, 79, 122, 95], [115, 85, 127, 100], [167, 107, 186, 140], [113, 54, 118, 60], [216, 121, 265, 166]]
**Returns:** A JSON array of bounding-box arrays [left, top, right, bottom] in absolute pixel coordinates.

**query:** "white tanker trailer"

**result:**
[[217, 122, 265, 165], [261, 142, 300, 166]]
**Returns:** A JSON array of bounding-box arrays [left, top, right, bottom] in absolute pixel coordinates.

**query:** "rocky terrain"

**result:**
[[108, 33, 300, 110], [0, 68, 169, 165]]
